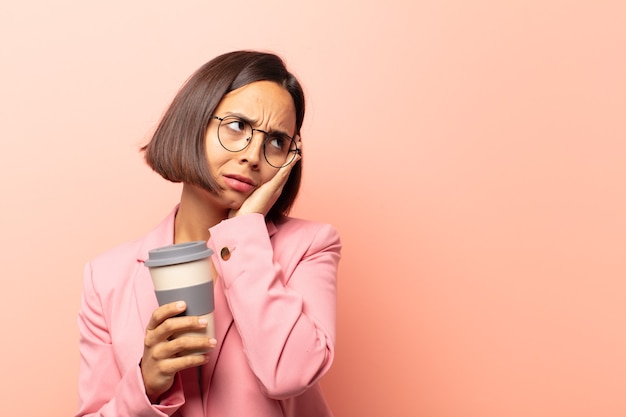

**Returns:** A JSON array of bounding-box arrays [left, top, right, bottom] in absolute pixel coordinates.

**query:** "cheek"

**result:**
[[205, 141, 230, 170]]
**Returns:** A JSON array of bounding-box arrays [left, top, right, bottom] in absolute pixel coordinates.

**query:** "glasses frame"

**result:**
[[211, 116, 301, 168]]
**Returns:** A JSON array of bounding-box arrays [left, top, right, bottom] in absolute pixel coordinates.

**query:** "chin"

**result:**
[[223, 197, 246, 211]]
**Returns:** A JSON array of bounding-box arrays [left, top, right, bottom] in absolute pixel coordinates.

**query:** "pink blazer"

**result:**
[[76, 207, 341, 417]]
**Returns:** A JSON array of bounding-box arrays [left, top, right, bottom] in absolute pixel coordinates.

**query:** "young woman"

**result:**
[[76, 50, 341, 417]]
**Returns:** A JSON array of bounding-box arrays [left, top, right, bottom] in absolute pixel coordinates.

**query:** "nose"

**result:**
[[239, 130, 265, 168]]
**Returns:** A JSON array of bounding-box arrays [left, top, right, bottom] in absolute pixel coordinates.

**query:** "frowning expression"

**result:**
[[204, 80, 297, 209]]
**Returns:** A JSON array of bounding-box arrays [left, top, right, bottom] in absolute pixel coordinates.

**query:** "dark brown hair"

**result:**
[[142, 50, 305, 222]]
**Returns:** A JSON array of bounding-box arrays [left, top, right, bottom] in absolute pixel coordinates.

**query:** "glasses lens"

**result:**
[[264, 134, 296, 168], [217, 116, 252, 152]]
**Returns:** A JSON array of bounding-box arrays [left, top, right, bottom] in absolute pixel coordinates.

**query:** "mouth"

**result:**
[[223, 174, 256, 193]]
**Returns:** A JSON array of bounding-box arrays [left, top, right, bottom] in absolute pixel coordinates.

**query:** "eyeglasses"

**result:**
[[211, 115, 300, 168]]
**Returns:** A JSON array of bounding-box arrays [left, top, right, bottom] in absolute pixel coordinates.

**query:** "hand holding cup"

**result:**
[[142, 241, 217, 401]]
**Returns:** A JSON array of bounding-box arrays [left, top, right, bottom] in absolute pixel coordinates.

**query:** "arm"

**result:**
[[75, 262, 185, 417], [209, 214, 341, 399]]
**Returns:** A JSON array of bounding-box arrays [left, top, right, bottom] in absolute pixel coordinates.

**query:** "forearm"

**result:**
[[76, 263, 185, 417], [209, 214, 340, 398]]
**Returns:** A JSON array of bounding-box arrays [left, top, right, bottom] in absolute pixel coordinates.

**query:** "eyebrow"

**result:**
[[225, 112, 294, 138]]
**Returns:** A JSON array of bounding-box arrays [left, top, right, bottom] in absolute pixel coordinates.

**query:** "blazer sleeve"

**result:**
[[75, 261, 185, 417], [209, 214, 341, 399]]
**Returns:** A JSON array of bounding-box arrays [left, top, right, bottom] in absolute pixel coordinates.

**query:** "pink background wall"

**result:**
[[1, 1, 624, 416]]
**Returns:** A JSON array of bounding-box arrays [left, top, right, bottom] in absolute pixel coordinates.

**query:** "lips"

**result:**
[[223, 174, 256, 193]]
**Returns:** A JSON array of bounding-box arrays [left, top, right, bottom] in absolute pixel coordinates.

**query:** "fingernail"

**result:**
[[198, 318, 208, 326], [176, 301, 186, 310]]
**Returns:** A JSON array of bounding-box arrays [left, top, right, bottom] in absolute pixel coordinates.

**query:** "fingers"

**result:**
[[264, 135, 302, 190], [142, 303, 217, 401], [146, 301, 186, 331], [268, 161, 295, 192], [148, 332, 215, 362], [145, 302, 212, 349], [261, 142, 302, 194], [147, 350, 210, 378], [142, 346, 210, 403]]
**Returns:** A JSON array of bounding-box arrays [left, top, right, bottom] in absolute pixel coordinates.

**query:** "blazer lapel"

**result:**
[[199, 252, 234, 412], [133, 207, 178, 331]]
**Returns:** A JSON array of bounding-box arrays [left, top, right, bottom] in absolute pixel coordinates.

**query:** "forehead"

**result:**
[[214, 81, 296, 133]]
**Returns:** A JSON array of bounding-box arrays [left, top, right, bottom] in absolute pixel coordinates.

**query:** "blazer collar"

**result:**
[[136, 205, 279, 263]]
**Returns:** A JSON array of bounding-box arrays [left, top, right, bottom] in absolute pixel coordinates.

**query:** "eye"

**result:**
[[267, 135, 289, 152], [224, 118, 247, 134]]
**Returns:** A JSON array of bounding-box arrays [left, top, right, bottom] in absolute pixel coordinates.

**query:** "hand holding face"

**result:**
[[141, 301, 217, 403], [229, 141, 302, 218]]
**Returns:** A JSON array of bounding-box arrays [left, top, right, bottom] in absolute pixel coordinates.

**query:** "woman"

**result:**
[[76, 50, 341, 417]]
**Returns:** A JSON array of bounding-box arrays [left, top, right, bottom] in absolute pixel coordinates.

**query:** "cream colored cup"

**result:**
[[144, 241, 215, 346]]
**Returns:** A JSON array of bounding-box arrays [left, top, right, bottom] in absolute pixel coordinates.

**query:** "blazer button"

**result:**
[[220, 247, 231, 261]]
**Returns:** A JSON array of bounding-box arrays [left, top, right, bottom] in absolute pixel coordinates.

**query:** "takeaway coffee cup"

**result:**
[[144, 241, 215, 344]]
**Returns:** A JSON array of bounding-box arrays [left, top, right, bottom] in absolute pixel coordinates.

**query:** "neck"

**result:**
[[174, 184, 228, 243]]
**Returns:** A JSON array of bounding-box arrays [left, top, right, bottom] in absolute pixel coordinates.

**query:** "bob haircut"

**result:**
[[143, 50, 305, 222]]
